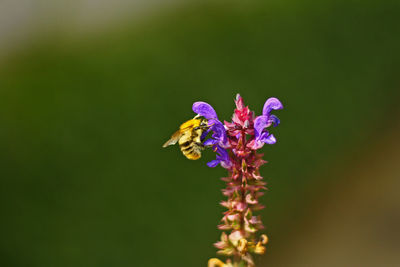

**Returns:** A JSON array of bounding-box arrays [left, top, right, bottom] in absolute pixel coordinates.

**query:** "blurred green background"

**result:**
[[1, 0, 400, 266]]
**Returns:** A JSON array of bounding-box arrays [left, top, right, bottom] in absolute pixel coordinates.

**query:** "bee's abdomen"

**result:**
[[179, 142, 200, 160]]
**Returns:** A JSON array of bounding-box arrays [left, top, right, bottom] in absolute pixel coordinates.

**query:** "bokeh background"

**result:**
[[1, 0, 400, 266]]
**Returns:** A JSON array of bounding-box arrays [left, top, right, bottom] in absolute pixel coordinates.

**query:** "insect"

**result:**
[[163, 116, 209, 160]]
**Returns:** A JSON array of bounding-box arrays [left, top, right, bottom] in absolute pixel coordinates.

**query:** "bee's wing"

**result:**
[[162, 130, 181, 147]]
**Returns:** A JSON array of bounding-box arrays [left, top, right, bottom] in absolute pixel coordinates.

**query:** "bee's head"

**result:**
[[193, 115, 209, 129]]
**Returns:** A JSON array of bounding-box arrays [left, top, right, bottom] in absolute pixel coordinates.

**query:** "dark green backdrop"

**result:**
[[1, 0, 399, 266]]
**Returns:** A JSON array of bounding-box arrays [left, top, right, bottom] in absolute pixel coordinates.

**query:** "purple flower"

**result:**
[[207, 145, 232, 169], [193, 101, 231, 168], [248, 97, 283, 150], [192, 101, 229, 147]]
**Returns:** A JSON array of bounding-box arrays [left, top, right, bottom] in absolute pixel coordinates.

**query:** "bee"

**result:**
[[162, 116, 209, 160]]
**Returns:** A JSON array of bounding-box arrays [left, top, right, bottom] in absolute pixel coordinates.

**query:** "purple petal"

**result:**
[[203, 139, 217, 146], [254, 116, 270, 139], [269, 115, 280, 127], [207, 160, 220, 168], [192, 101, 218, 119], [217, 147, 231, 168], [262, 97, 283, 116], [210, 120, 227, 145], [207, 146, 231, 169], [260, 133, 276, 144], [200, 128, 211, 141], [217, 146, 230, 162]]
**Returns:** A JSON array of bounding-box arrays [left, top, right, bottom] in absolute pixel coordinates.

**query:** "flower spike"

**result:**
[[175, 94, 283, 266]]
